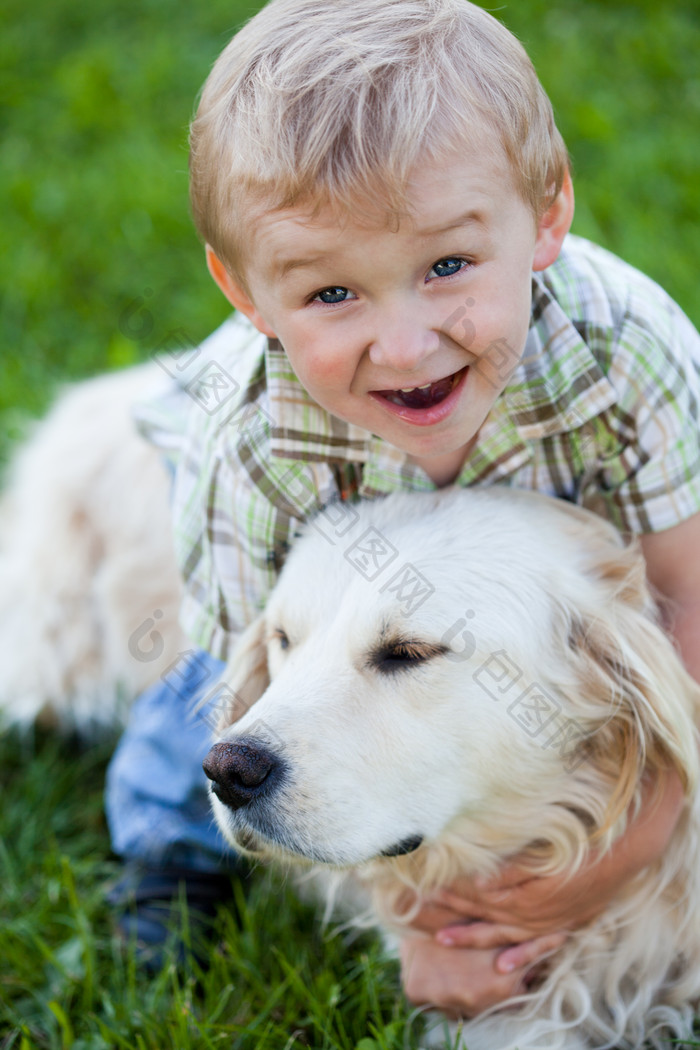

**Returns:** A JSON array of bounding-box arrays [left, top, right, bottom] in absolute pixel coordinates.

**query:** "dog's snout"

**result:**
[[203, 740, 279, 810]]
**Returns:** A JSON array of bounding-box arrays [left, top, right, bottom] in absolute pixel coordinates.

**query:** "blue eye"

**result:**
[[429, 257, 466, 279], [314, 286, 353, 304]]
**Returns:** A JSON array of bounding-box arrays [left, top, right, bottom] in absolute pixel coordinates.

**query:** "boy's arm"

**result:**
[[436, 514, 700, 946], [640, 511, 700, 682], [403, 511, 700, 1010], [400, 770, 681, 1016], [407, 764, 684, 964]]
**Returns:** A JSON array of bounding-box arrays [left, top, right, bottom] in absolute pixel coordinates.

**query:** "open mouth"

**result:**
[[373, 369, 464, 410]]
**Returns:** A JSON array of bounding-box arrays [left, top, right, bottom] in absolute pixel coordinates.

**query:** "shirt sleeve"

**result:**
[[171, 391, 341, 660], [586, 292, 700, 534], [172, 436, 285, 659]]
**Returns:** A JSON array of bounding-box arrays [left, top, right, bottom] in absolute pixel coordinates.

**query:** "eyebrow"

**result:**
[[414, 209, 488, 237], [275, 252, 335, 280], [273, 209, 487, 280]]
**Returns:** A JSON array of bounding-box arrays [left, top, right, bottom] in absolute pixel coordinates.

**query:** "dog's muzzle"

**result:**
[[203, 739, 283, 810], [203, 738, 425, 864]]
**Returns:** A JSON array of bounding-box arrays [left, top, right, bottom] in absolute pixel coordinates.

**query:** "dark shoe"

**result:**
[[106, 863, 243, 973]]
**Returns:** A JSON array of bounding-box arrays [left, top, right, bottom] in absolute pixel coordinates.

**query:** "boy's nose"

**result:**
[[367, 312, 440, 374]]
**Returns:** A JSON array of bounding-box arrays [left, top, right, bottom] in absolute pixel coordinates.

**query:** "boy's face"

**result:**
[[212, 146, 572, 473]]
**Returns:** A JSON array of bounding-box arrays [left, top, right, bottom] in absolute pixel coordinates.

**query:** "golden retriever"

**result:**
[[203, 486, 700, 1050]]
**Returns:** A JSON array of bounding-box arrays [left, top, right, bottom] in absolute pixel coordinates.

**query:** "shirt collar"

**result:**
[[266, 337, 374, 463], [502, 271, 618, 439]]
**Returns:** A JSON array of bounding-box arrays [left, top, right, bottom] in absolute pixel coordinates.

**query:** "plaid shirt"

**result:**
[[135, 235, 700, 659]]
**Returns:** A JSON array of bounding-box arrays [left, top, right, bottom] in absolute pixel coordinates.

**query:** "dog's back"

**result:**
[[0, 363, 185, 733]]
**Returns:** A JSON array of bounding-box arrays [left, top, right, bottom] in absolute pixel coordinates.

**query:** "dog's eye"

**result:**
[[372, 641, 445, 673], [273, 628, 290, 650]]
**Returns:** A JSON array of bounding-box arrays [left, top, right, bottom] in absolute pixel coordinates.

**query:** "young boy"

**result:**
[[107, 0, 700, 1016]]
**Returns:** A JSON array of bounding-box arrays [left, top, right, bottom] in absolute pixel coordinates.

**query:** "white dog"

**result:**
[[2, 368, 700, 1048], [203, 487, 700, 1050], [0, 364, 187, 733]]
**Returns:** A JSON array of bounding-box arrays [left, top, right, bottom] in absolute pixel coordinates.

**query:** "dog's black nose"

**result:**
[[203, 740, 279, 810]]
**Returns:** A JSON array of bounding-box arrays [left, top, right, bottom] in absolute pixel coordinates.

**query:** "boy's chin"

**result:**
[[386, 423, 481, 463]]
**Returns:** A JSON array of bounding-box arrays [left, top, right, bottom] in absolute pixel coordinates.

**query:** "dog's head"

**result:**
[[203, 488, 699, 876]]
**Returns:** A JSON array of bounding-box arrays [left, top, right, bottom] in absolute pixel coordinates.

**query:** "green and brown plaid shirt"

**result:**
[[135, 235, 700, 659]]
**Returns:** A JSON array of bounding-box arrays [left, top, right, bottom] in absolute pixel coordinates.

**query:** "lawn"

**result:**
[[0, 731, 413, 1049], [1, 0, 700, 1046]]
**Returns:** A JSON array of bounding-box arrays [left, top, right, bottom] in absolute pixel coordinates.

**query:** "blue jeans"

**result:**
[[105, 649, 238, 871]]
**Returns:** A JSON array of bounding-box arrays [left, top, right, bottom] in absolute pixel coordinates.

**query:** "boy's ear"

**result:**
[[532, 169, 575, 272], [206, 246, 277, 338]]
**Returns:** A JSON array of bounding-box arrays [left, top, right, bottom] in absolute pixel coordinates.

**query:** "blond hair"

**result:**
[[190, 0, 569, 283]]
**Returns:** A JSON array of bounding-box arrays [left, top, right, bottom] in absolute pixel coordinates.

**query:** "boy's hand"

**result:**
[[408, 766, 684, 975], [424, 857, 617, 972], [399, 933, 566, 1019]]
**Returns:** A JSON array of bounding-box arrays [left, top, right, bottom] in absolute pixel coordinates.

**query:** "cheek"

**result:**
[[463, 322, 528, 403], [469, 289, 531, 367], [290, 342, 356, 396], [471, 258, 532, 331]]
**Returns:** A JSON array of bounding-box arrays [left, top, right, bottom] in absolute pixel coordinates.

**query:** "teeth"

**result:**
[[399, 382, 433, 392]]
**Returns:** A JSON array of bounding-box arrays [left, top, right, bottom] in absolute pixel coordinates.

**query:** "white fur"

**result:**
[[0, 364, 185, 733], [211, 488, 700, 1050], [3, 365, 700, 1047]]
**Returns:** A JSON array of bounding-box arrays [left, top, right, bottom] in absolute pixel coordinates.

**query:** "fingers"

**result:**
[[445, 862, 537, 896], [407, 899, 471, 934], [432, 871, 538, 916], [496, 932, 568, 975], [433, 923, 569, 977], [436, 921, 534, 949], [399, 937, 529, 1020], [431, 887, 491, 917]]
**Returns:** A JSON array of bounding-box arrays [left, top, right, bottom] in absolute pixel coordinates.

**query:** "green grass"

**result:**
[[0, 730, 422, 1050], [2, 0, 700, 1045]]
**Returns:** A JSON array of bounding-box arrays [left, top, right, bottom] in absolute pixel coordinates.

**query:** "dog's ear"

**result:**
[[562, 533, 700, 838], [216, 614, 270, 730]]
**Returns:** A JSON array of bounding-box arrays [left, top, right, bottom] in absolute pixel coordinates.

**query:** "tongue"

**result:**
[[381, 375, 456, 409]]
